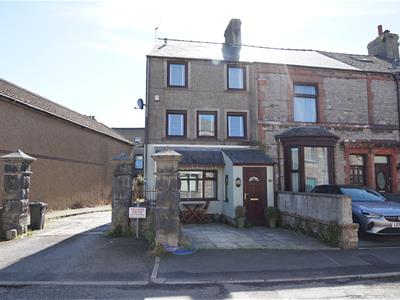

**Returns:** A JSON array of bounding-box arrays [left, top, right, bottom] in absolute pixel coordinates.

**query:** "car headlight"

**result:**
[[361, 210, 381, 218]]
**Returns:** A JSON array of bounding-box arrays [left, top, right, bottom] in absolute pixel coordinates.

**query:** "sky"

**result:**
[[0, 0, 399, 128]]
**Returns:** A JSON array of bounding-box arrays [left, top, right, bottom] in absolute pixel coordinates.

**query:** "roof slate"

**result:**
[[149, 40, 360, 71], [174, 148, 225, 166], [319, 51, 400, 73], [154, 147, 275, 166], [0, 78, 131, 144], [222, 149, 275, 165], [149, 39, 400, 74]]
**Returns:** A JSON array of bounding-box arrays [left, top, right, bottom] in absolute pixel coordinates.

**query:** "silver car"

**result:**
[[311, 185, 400, 235]]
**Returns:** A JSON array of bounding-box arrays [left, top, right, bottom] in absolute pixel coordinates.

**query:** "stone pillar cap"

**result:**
[[151, 149, 182, 161], [0, 149, 36, 162]]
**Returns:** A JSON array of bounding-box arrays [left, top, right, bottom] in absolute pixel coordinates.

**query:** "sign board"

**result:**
[[129, 207, 146, 219]]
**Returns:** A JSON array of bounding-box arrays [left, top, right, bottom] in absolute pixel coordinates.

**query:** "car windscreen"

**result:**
[[340, 188, 386, 202]]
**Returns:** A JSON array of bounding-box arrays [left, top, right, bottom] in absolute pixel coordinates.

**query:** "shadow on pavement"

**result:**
[[0, 223, 153, 282], [359, 233, 400, 248]]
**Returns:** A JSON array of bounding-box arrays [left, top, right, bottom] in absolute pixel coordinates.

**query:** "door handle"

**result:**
[[244, 193, 248, 201]]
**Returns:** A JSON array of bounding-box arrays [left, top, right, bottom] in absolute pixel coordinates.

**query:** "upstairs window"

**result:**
[[135, 155, 144, 170], [227, 112, 246, 138], [168, 62, 187, 88], [293, 84, 317, 122], [166, 110, 186, 137], [227, 65, 246, 90], [197, 111, 217, 138]]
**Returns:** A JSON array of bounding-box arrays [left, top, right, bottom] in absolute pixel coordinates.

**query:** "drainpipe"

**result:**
[[144, 56, 150, 185], [395, 72, 400, 141], [276, 138, 282, 192]]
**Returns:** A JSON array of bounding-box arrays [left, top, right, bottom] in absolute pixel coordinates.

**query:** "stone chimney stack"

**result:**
[[224, 19, 242, 46], [367, 25, 399, 61]]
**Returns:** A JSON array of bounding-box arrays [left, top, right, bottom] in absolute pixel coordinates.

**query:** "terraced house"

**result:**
[[145, 19, 400, 225]]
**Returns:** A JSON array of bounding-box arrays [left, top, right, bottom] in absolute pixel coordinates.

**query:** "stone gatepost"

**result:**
[[0, 150, 36, 236], [111, 152, 134, 232], [151, 150, 181, 247]]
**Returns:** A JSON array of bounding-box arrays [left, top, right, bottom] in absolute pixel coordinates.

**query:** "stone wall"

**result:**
[[277, 192, 358, 249], [257, 66, 399, 193]]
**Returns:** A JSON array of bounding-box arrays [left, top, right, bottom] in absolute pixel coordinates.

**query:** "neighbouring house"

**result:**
[[0, 78, 132, 210], [144, 19, 400, 225], [112, 127, 145, 176]]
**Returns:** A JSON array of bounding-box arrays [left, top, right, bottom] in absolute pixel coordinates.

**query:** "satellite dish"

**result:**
[[137, 98, 144, 110]]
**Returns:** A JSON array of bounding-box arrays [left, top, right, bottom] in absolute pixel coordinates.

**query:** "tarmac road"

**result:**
[[0, 211, 152, 283], [1, 276, 400, 299]]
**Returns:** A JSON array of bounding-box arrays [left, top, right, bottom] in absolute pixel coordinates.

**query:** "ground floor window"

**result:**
[[179, 170, 217, 200], [287, 146, 333, 192]]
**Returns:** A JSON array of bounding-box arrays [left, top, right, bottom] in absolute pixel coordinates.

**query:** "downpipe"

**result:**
[[395, 73, 400, 141]]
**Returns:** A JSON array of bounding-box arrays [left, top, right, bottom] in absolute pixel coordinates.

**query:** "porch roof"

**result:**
[[222, 149, 275, 166], [161, 148, 225, 167]]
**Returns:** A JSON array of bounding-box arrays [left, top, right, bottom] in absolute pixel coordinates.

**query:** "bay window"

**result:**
[[287, 146, 332, 192]]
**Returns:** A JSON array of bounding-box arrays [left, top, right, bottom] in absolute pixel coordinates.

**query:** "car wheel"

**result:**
[[353, 215, 366, 238]]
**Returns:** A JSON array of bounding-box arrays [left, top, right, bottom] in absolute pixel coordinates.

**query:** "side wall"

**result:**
[[0, 99, 131, 210]]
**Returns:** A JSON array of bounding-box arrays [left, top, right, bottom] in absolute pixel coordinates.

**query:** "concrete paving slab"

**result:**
[[183, 224, 331, 250]]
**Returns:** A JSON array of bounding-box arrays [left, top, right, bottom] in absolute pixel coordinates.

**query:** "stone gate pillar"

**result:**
[[151, 150, 181, 247], [111, 153, 134, 232], [0, 150, 36, 236]]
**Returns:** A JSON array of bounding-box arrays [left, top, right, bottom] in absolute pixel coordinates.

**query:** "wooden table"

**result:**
[[179, 201, 209, 223]]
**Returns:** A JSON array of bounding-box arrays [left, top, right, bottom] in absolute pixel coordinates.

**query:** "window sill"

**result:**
[[166, 86, 189, 90], [165, 136, 187, 140], [224, 89, 248, 93], [180, 199, 219, 202], [196, 136, 218, 140], [226, 137, 248, 140]]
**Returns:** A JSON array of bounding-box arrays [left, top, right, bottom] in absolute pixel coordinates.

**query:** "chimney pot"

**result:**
[[378, 25, 383, 35]]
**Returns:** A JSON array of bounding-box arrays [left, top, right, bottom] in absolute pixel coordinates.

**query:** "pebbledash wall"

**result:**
[[0, 89, 131, 210], [257, 65, 400, 192]]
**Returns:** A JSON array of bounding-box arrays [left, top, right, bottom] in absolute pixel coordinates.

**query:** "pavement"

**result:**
[[155, 247, 400, 284], [2, 208, 400, 288]]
